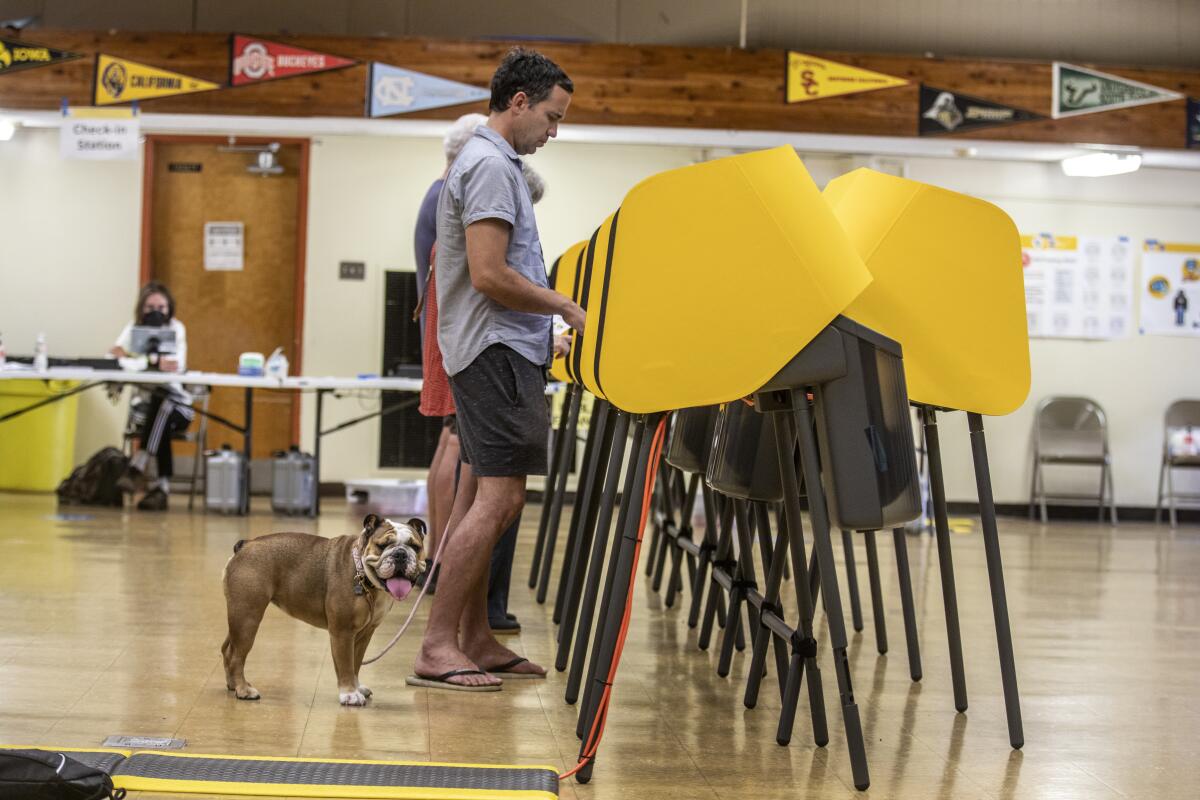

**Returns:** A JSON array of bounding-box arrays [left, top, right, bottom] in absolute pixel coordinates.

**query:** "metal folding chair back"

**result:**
[[1030, 395, 1116, 523], [1156, 399, 1200, 527]]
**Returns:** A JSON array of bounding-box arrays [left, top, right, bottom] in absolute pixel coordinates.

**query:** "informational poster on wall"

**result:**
[[1140, 241, 1200, 337], [1021, 233, 1135, 339], [204, 221, 244, 271]]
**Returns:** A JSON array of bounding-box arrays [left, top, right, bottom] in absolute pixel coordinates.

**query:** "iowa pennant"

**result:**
[[367, 63, 490, 117], [0, 36, 82, 76], [1053, 62, 1182, 119], [230, 35, 357, 86], [94, 54, 219, 105], [786, 52, 907, 104], [919, 85, 1044, 135]]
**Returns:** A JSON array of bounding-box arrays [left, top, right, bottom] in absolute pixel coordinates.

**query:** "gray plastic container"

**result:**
[[665, 405, 719, 474], [705, 400, 785, 503], [205, 445, 244, 514], [761, 316, 920, 531], [271, 446, 315, 515]]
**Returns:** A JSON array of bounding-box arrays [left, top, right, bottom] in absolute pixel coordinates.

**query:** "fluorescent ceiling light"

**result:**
[[1061, 151, 1142, 177], [0, 119, 15, 141]]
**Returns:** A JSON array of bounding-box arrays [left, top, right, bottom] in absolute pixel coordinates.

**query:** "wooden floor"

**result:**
[[1, 491, 1197, 799]]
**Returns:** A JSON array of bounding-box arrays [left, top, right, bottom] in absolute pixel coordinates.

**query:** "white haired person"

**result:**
[[415, 113, 488, 565], [417, 155, 559, 639]]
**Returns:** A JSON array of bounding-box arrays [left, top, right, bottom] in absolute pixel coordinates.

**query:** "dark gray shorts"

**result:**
[[449, 344, 549, 477]]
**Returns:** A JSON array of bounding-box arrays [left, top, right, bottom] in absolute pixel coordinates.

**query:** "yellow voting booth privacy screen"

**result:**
[[549, 239, 588, 384], [823, 168, 1030, 416], [567, 146, 872, 414]]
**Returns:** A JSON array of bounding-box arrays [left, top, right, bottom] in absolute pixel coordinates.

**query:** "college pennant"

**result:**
[[1053, 62, 1182, 119], [367, 63, 490, 117], [93, 54, 220, 105], [0, 36, 82, 76], [919, 85, 1044, 135], [786, 52, 907, 104], [230, 35, 357, 86]]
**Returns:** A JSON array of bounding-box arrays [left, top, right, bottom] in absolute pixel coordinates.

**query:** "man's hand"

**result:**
[[561, 300, 585, 335], [552, 335, 571, 358], [108, 345, 127, 358], [159, 356, 180, 372]]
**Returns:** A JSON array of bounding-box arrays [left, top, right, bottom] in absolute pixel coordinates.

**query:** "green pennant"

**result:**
[[1053, 62, 1182, 118]]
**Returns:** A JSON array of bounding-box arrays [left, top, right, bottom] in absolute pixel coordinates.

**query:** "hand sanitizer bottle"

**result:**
[[33, 333, 48, 371]]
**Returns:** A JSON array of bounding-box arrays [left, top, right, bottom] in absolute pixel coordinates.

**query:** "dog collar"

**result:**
[[351, 546, 380, 596]]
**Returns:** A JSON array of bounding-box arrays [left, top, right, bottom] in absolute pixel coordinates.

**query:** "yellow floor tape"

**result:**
[[2, 747, 558, 800]]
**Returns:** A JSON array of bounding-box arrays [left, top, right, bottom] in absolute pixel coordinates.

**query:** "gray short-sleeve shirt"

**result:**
[[435, 125, 551, 376]]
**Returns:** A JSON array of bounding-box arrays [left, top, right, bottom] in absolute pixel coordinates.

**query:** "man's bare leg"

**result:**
[[426, 427, 460, 553], [415, 473, 526, 687]]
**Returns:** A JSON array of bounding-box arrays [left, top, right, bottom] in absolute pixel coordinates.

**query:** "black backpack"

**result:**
[[0, 749, 125, 799], [56, 447, 129, 507]]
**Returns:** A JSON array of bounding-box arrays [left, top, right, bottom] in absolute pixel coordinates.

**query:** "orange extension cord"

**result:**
[[559, 416, 668, 782]]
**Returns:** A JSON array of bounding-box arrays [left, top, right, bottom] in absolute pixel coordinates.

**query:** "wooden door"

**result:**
[[144, 137, 308, 459]]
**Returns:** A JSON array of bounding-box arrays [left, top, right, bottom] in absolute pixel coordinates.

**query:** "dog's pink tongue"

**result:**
[[386, 577, 413, 601]]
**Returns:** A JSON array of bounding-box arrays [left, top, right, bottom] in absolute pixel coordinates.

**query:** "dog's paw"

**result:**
[[339, 690, 368, 706], [357, 684, 373, 698], [235, 685, 261, 701]]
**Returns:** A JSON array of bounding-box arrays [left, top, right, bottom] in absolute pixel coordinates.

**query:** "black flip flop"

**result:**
[[485, 657, 546, 680], [405, 669, 501, 692]]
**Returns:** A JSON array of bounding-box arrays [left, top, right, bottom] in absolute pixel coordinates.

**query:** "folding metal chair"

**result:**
[[1155, 399, 1200, 528], [1029, 396, 1117, 524]]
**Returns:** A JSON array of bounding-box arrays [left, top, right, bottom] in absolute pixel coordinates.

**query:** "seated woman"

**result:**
[[108, 281, 193, 511]]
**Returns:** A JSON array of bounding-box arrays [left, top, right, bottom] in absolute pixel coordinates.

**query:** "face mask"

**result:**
[[141, 309, 169, 327]]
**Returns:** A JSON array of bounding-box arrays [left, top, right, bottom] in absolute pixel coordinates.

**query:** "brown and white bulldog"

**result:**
[[221, 514, 426, 706]]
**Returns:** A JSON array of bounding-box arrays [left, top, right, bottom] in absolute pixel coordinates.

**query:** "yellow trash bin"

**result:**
[[0, 379, 81, 491]]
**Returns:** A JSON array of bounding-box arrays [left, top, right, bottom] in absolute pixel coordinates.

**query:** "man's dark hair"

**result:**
[[489, 47, 573, 112]]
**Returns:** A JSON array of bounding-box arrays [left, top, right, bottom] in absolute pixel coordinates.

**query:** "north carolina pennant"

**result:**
[[94, 54, 219, 105], [1052, 62, 1182, 119], [367, 62, 490, 117], [919, 85, 1044, 135], [0, 36, 82, 76], [230, 35, 357, 86], [786, 52, 907, 104]]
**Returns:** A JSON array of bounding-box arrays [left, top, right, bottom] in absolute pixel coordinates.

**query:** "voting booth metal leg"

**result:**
[[664, 472, 700, 609], [532, 383, 583, 597], [863, 530, 888, 655], [576, 415, 661, 783], [793, 393, 869, 790], [687, 483, 723, 629], [241, 388, 253, 516], [529, 385, 581, 591], [568, 419, 643, 710], [921, 405, 969, 713], [718, 499, 760, 677], [842, 530, 865, 633], [967, 412, 1024, 749], [892, 527, 923, 681], [556, 407, 624, 672], [698, 498, 736, 651], [554, 402, 615, 623], [545, 400, 607, 609]]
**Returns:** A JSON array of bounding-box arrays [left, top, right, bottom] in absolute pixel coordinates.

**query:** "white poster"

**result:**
[[59, 109, 139, 161], [204, 222, 244, 271], [1140, 241, 1200, 337], [1021, 233, 1135, 339]]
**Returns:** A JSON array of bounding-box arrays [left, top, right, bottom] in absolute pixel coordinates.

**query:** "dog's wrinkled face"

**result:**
[[359, 514, 427, 601]]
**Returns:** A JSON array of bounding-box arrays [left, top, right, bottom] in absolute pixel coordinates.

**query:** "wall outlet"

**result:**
[[339, 261, 365, 280]]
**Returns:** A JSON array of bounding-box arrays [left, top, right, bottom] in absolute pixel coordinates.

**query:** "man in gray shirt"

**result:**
[[410, 48, 584, 691]]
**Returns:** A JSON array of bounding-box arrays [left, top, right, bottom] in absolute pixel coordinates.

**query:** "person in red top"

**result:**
[[417, 159, 562, 634]]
